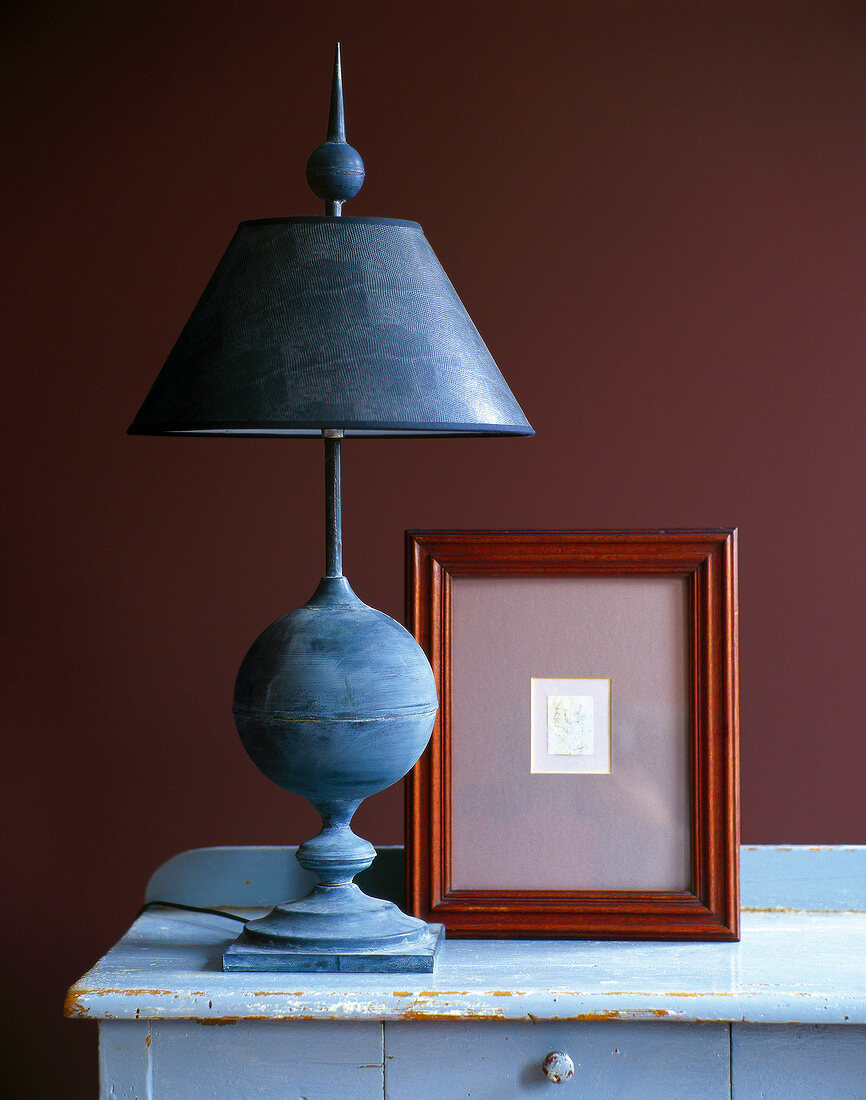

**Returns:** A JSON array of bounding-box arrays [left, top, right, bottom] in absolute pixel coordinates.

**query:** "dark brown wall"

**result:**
[[4, 1, 865, 1093]]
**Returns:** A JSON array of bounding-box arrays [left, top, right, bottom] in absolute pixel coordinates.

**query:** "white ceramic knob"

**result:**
[[543, 1050, 575, 1083]]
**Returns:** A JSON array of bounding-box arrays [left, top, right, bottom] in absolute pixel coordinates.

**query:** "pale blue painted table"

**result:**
[[66, 846, 866, 1099]]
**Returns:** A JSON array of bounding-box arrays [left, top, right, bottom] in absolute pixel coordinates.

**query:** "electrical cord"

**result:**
[[136, 900, 249, 924]]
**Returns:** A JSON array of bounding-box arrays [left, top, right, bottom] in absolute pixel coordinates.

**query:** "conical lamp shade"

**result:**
[[129, 216, 533, 437]]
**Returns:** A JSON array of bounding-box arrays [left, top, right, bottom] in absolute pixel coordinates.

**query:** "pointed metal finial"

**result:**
[[306, 43, 365, 216], [327, 42, 346, 144]]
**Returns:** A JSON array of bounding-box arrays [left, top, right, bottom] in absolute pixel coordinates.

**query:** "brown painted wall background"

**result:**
[[3, 1, 865, 1093]]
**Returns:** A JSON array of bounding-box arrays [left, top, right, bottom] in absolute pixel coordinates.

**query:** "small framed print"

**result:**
[[405, 530, 739, 940], [531, 678, 611, 774]]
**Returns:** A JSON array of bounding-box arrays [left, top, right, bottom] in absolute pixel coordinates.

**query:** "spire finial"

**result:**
[[306, 43, 365, 216], [327, 42, 346, 144]]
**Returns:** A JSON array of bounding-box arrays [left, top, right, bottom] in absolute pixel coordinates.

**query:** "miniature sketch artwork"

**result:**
[[547, 694, 594, 755], [531, 677, 611, 775]]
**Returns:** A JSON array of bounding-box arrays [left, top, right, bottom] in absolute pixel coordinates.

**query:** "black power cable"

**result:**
[[136, 900, 249, 924]]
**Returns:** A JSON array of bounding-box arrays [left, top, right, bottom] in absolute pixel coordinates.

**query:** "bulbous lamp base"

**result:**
[[223, 574, 443, 973]]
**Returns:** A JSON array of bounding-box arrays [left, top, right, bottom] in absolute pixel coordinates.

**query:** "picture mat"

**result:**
[[450, 575, 690, 891]]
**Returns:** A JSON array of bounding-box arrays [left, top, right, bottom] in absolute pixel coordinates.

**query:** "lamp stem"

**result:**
[[324, 430, 343, 577]]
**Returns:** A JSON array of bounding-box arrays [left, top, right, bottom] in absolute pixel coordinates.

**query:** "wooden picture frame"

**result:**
[[405, 530, 739, 940]]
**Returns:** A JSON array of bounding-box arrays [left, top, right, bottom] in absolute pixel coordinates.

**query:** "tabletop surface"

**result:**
[[65, 845, 866, 1027]]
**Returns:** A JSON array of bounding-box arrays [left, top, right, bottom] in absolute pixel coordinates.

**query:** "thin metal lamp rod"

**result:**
[[324, 429, 344, 577], [326, 43, 345, 218]]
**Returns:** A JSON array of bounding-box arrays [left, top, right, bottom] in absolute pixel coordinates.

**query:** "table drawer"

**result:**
[[99, 1019, 383, 1100], [731, 1024, 866, 1099], [385, 1020, 729, 1098]]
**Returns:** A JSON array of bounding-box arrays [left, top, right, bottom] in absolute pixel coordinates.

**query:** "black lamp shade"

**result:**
[[129, 216, 533, 437]]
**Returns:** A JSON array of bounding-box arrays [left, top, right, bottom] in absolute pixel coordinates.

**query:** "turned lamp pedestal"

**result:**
[[224, 434, 443, 973]]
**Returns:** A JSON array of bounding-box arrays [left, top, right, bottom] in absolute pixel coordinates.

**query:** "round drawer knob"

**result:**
[[543, 1050, 575, 1083]]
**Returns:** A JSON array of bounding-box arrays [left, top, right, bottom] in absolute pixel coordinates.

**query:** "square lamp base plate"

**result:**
[[223, 923, 445, 974]]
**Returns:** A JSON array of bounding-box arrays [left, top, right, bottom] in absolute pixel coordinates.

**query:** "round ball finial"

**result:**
[[306, 43, 365, 214], [306, 142, 365, 205]]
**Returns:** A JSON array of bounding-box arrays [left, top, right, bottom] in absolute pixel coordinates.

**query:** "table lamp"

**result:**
[[129, 45, 533, 972]]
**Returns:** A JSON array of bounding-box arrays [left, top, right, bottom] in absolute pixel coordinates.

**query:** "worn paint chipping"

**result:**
[[744, 907, 865, 914], [64, 978, 860, 1025]]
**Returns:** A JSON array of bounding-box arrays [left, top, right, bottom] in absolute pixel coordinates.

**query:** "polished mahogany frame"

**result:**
[[405, 530, 739, 940]]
